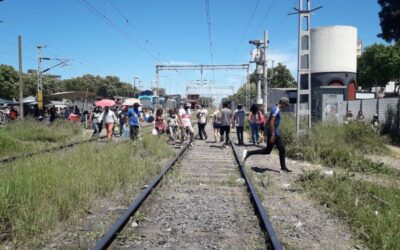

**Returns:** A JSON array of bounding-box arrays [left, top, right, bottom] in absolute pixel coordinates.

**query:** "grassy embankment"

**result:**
[[281, 114, 395, 175], [0, 126, 174, 247], [0, 120, 86, 158], [280, 115, 400, 248]]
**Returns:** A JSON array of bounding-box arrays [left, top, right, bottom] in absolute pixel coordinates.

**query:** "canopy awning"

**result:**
[[50, 91, 95, 100]]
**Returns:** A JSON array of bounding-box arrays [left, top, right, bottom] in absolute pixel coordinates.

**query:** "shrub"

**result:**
[[281, 114, 394, 175], [382, 104, 400, 145]]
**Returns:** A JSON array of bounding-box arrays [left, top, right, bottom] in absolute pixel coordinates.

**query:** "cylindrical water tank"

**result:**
[[311, 26, 357, 74]]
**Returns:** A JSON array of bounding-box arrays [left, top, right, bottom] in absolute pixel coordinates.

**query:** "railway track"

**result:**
[[0, 136, 106, 164], [94, 127, 282, 250], [0, 124, 154, 164]]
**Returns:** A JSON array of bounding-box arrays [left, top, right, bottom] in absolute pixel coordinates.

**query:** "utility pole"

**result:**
[[36, 45, 69, 118], [18, 35, 24, 119], [249, 40, 264, 105], [290, 0, 322, 135], [37, 45, 45, 117], [263, 30, 269, 113], [133, 76, 139, 98]]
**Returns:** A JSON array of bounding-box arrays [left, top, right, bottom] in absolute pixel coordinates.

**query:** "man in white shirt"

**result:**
[[178, 103, 194, 147], [196, 105, 208, 140]]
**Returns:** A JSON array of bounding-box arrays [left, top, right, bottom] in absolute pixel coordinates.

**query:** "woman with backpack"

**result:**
[[167, 109, 178, 144], [211, 109, 222, 143], [248, 104, 261, 145], [154, 108, 166, 135]]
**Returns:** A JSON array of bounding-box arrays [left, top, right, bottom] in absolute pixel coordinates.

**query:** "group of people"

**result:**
[[344, 110, 381, 130], [182, 97, 292, 172], [90, 103, 143, 140], [86, 96, 292, 172], [0, 106, 19, 121]]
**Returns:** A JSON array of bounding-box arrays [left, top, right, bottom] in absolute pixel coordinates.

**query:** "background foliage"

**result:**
[[0, 64, 137, 100]]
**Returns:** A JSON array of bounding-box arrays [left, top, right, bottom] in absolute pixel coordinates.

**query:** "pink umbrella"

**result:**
[[95, 99, 116, 107]]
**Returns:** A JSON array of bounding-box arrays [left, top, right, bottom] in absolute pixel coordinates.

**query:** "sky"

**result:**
[[0, 0, 385, 97]]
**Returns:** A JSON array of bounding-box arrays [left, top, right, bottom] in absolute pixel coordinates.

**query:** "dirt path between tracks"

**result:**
[[235, 132, 363, 250], [113, 126, 266, 250]]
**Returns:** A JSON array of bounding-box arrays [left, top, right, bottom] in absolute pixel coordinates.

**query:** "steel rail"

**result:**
[[93, 145, 188, 250], [0, 124, 154, 164], [230, 143, 283, 250], [0, 136, 106, 163]]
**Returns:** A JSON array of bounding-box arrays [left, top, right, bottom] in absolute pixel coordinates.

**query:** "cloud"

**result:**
[[268, 50, 298, 77]]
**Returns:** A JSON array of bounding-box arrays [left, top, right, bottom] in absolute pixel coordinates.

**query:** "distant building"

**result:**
[[186, 94, 200, 109]]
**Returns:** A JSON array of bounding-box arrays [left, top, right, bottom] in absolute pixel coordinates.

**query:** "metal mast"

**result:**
[[37, 45, 44, 116], [290, 0, 322, 134]]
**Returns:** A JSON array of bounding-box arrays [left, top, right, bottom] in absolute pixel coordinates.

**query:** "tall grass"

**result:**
[[382, 105, 400, 145], [0, 133, 173, 246], [0, 119, 85, 157], [280, 114, 396, 175], [299, 172, 400, 249]]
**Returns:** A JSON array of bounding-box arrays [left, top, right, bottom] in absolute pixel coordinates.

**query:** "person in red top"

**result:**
[[154, 108, 166, 135], [9, 107, 18, 120]]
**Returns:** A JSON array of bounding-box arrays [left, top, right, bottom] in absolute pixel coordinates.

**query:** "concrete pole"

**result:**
[[37, 45, 44, 116], [18, 35, 24, 119], [133, 77, 136, 98], [263, 30, 268, 113], [256, 43, 263, 105]]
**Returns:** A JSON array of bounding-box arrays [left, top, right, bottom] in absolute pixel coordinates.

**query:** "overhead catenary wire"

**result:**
[[0, 28, 103, 75], [252, 0, 277, 38], [106, 0, 168, 63], [76, 0, 162, 63], [269, 0, 297, 39], [204, 0, 215, 83], [230, 0, 261, 62]]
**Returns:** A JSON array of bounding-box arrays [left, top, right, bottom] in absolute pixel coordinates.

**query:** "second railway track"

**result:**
[[94, 126, 282, 250]]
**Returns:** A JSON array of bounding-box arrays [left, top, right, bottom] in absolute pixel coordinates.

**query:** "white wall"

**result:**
[[311, 26, 357, 74]]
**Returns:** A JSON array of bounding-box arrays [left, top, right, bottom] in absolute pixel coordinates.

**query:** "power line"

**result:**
[[106, 0, 168, 63], [230, 0, 261, 62], [0, 28, 102, 74], [269, 0, 297, 39], [0, 50, 37, 63], [204, 0, 215, 82], [76, 0, 162, 62], [252, 0, 277, 38]]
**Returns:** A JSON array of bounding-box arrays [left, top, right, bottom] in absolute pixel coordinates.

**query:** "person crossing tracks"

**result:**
[[243, 97, 292, 173]]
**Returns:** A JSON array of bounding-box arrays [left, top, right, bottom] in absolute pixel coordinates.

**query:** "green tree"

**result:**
[[378, 0, 400, 43], [0, 64, 19, 99], [228, 73, 257, 104], [268, 63, 296, 88], [357, 44, 396, 89]]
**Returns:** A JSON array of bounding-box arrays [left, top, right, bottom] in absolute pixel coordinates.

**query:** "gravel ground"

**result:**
[[113, 126, 266, 250], [365, 146, 400, 172], [234, 131, 362, 250]]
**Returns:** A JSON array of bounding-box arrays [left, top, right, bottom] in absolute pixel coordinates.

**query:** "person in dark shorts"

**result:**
[[219, 102, 233, 148], [211, 109, 222, 142], [233, 104, 245, 145], [126, 102, 142, 140], [196, 105, 208, 140], [242, 97, 292, 173]]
